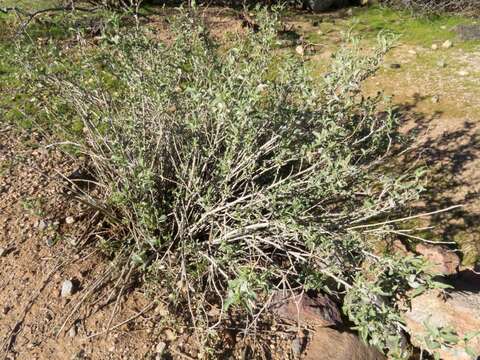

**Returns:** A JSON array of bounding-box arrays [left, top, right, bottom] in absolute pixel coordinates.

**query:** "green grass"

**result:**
[[350, 5, 480, 48], [0, 0, 57, 11]]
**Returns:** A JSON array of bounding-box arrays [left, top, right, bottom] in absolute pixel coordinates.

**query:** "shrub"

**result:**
[[29, 9, 440, 357]]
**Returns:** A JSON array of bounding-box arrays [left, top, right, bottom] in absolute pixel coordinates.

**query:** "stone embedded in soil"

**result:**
[[415, 244, 460, 275], [65, 216, 75, 225], [437, 60, 447, 68], [163, 329, 176, 342], [295, 45, 304, 56], [69, 325, 77, 338], [37, 220, 47, 231], [404, 283, 480, 360], [61, 280, 75, 298], [442, 40, 453, 49]]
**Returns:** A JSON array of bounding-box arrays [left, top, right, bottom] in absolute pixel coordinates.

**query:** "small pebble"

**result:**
[[458, 70, 469, 76], [408, 49, 417, 55], [65, 216, 75, 225], [61, 280, 75, 298], [442, 40, 453, 49], [37, 220, 47, 231], [69, 325, 77, 338], [437, 60, 447, 68], [295, 45, 304, 56], [164, 329, 176, 342], [431, 95, 440, 104], [431, 44, 438, 50], [155, 341, 166, 354]]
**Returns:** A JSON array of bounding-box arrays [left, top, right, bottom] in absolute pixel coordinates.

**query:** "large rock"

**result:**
[[303, 328, 386, 360], [403, 282, 480, 360], [271, 292, 385, 359]]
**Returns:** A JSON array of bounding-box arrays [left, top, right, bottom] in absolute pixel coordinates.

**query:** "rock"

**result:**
[[458, 70, 469, 76], [404, 288, 480, 360], [69, 325, 77, 338], [37, 220, 47, 231], [271, 292, 342, 327], [46, 237, 56, 247], [415, 244, 460, 275], [437, 60, 447, 68], [65, 216, 75, 225], [442, 40, 453, 49], [389, 63, 401, 69], [61, 280, 75, 298], [0, 247, 6, 257], [306, 0, 335, 11], [155, 341, 166, 355], [303, 327, 386, 360], [431, 44, 438, 50], [431, 95, 440, 104], [163, 329, 176, 342], [295, 45, 305, 56], [408, 49, 417, 55]]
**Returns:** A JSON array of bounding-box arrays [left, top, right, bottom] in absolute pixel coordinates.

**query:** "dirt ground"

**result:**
[[1, 7, 480, 360]]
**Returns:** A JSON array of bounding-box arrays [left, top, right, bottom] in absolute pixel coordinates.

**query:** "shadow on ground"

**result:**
[[397, 94, 480, 265]]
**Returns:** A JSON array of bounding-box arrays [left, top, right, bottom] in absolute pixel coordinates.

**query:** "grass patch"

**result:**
[[349, 5, 479, 47]]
